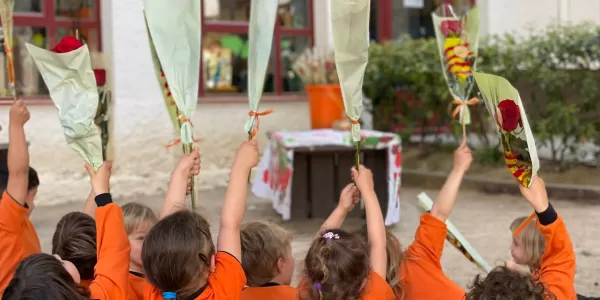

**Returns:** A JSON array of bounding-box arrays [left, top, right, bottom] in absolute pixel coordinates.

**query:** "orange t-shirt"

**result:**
[[400, 213, 465, 300], [88, 201, 132, 300], [535, 214, 577, 300], [128, 272, 145, 300], [241, 284, 298, 300], [144, 251, 246, 300], [0, 191, 41, 292], [297, 270, 395, 300]]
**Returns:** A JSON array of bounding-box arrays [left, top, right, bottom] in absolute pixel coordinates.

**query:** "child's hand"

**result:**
[[351, 165, 374, 193], [85, 162, 111, 195], [338, 183, 360, 213], [233, 140, 259, 171], [519, 176, 549, 212], [175, 148, 201, 177], [9, 100, 30, 127], [453, 137, 472, 173]]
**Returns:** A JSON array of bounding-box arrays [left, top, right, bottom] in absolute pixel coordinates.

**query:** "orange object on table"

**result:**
[[305, 84, 344, 129]]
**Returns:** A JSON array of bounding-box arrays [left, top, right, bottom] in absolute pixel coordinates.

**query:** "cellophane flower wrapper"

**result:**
[[432, 4, 480, 124], [474, 72, 539, 187]]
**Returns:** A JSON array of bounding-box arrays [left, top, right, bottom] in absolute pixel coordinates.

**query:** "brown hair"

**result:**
[[3, 253, 91, 300], [465, 266, 556, 300], [301, 228, 369, 300], [510, 216, 545, 270], [355, 225, 404, 298], [52, 212, 97, 281], [142, 210, 215, 298], [240, 221, 292, 286], [122, 202, 158, 235]]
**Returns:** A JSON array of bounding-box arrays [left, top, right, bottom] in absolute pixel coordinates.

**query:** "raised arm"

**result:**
[[83, 162, 113, 217], [519, 177, 576, 299], [159, 149, 200, 219], [317, 183, 359, 237], [217, 140, 259, 261], [6, 100, 30, 205], [430, 138, 471, 222], [352, 165, 386, 278]]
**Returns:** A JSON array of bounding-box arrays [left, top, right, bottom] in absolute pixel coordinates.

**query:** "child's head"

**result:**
[[355, 225, 404, 297], [465, 266, 555, 300], [509, 216, 545, 270], [3, 253, 91, 300], [122, 202, 158, 273], [52, 212, 97, 282], [142, 210, 215, 297], [302, 229, 369, 300], [0, 166, 40, 213], [240, 221, 295, 286]]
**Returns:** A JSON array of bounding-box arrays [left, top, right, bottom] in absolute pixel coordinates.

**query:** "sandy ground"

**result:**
[[31, 187, 600, 296]]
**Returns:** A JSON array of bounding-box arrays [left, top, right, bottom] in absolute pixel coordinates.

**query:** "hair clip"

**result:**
[[315, 283, 322, 291], [162, 291, 176, 299], [322, 231, 340, 242]]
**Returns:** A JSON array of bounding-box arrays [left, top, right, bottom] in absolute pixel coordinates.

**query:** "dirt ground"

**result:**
[[31, 186, 600, 297]]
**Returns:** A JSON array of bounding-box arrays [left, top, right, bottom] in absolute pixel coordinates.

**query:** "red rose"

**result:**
[[496, 99, 523, 132], [93, 69, 106, 86], [262, 169, 269, 184], [51, 36, 84, 53], [441, 20, 462, 37]]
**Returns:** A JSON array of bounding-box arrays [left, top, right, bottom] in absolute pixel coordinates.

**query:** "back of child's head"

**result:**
[[302, 228, 369, 300], [52, 212, 97, 281], [3, 253, 91, 300], [510, 216, 545, 270], [122, 202, 158, 235], [142, 210, 215, 297], [355, 225, 404, 297], [240, 221, 294, 286], [465, 266, 555, 300], [0, 166, 40, 194]]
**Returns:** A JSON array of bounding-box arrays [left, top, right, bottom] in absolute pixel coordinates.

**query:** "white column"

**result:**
[[313, 0, 333, 53]]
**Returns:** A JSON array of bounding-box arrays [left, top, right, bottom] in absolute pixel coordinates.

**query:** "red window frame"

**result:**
[[0, 0, 102, 103], [199, 0, 314, 97]]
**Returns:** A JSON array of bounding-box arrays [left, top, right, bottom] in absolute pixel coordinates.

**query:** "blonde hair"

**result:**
[[355, 226, 404, 299], [122, 202, 158, 235], [510, 216, 545, 271], [240, 221, 292, 286]]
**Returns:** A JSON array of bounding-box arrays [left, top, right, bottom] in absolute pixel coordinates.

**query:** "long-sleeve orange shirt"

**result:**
[[534, 204, 577, 300], [0, 192, 41, 293], [241, 283, 298, 300], [127, 272, 145, 300], [400, 213, 465, 300], [144, 251, 246, 300], [88, 194, 132, 300]]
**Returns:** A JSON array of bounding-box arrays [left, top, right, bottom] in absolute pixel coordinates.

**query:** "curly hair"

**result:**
[[465, 266, 556, 300], [301, 228, 369, 300]]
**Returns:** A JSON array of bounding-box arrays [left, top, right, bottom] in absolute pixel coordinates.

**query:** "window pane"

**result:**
[[280, 35, 311, 92], [8, 27, 48, 96], [55, 0, 95, 19], [278, 0, 309, 29], [15, 0, 42, 13], [204, 0, 249, 22], [392, 0, 439, 40], [369, 0, 379, 41], [203, 32, 275, 94], [56, 27, 99, 51]]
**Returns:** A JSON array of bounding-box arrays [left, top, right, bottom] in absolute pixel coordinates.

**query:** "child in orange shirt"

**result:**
[[355, 226, 404, 298], [0, 100, 41, 293], [466, 176, 577, 300], [298, 165, 395, 300], [122, 202, 158, 300], [239, 221, 297, 299], [143, 141, 258, 299], [396, 139, 471, 300], [3, 162, 132, 300]]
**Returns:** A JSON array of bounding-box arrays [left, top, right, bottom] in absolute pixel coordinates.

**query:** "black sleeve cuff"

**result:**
[[94, 193, 113, 207], [536, 203, 557, 226]]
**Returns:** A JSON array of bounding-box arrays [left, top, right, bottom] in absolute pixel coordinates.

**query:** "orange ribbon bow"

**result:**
[[248, 109, 274, 139], [451, 97, 478, 119], [165, 114, 202, 148]]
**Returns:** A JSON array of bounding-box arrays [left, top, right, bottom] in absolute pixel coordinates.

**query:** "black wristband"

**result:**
[[536, 203, 557, 226], [94, 193, 113, 207]]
